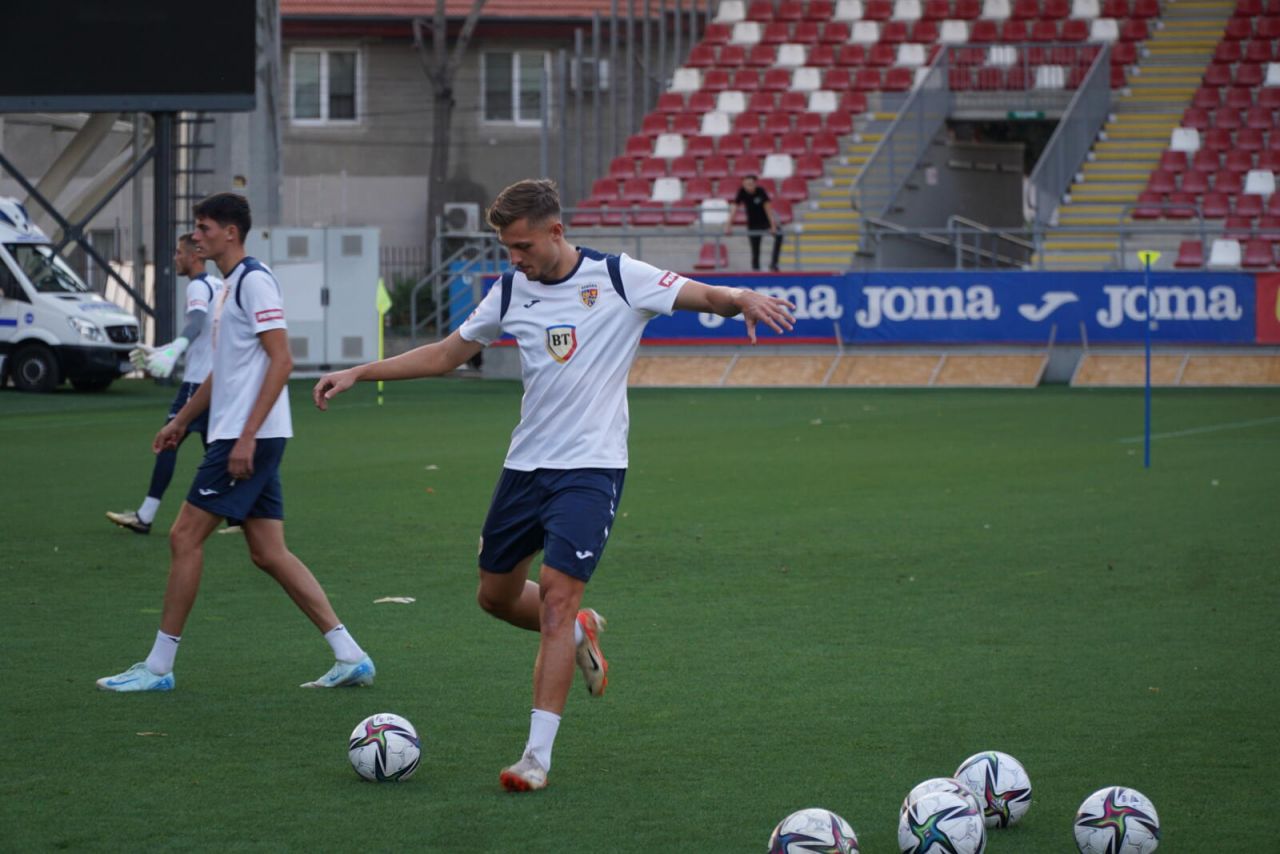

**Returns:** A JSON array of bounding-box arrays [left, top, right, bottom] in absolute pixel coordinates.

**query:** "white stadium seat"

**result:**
[[834, 0, 865, 21], [939, 20, 971, 43], [653, 134, 686, 159], [1244, 169, 1277, 196], [714, 0, 747, 23], [792, 67, 823, 91], [716, 90, 747, 114], [1070, 0, 1100, 19], [651, 177, 683, 203], [1034, 65, 1066, 89], [897, 43, 927, 67], [981, 0, 1011, 20], [731, 21, 763, 44], [776, 43, 809, 67], [1170, 127, 1200, 153], [808, 90, 839, 113], [701, 111, 732, 137], [762, 153, 795, 180], [893, 0, 923, 20], [987, 45, 1018, 67], [1089, 18, 1119, 42], [671, 68, 702, 93], [1266, 62, 1280, 87], [700, 198, 731, 225], [1208, 238, 1242, 269], [850, 21, 881, 44]]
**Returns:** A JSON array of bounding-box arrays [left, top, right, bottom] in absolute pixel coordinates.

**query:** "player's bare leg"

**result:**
[[158, 502, 223, 636], [500, 565, 587, 792], [241, 517, 374, 688], [476, 553, 541, 630]]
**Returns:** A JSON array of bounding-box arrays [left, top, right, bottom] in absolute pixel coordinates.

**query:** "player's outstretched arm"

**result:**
[[313, 330, 485, 410], [673, 281, 796, 343]]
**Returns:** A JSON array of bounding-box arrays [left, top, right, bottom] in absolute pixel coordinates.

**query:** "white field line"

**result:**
[[1118, 415, 1280, 443]]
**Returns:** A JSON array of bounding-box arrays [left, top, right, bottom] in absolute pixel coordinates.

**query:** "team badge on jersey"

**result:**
[[545, 324, 578, 363], [579, 284, 599, 308]]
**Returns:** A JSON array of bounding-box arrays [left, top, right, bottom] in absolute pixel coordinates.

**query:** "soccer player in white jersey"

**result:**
[[312, 179, 794, 790], [106, 234, 241, 535], [97, 193, 374, 693]]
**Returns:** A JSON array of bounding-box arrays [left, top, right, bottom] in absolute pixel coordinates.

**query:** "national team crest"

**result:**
[[579, 284, 599, 308], [545, 324, 578, 363]]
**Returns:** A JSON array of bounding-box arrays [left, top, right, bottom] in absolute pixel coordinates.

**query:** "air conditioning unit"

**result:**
[[442, 202, 481, 234]]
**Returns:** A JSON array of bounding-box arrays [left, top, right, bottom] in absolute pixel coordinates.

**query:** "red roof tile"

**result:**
[[282, 0, 640, 18]]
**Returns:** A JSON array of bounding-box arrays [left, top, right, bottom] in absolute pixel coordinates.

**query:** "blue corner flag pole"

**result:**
[[1137, 250, 1159, 468]]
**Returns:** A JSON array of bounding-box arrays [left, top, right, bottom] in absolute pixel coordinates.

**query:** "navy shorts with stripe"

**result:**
[[479, 467, 626, 582], [186, 438, 287, 520], [167, 381, 208, 435]]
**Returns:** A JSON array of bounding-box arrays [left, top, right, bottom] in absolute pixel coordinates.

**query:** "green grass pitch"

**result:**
[[1, 379, 1277, 852]]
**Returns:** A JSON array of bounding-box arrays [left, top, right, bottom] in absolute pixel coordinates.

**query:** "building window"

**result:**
[[290, 48, 360, 124], [483, 52, 549, 125]]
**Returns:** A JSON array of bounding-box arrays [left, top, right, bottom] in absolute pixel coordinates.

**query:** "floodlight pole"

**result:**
[[153, 112, 177, 344]]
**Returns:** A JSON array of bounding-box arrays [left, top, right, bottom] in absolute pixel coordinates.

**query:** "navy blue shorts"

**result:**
[[186, 438, 287, 521], [479, 468, 626, 582], [167, 381, 208, 435]]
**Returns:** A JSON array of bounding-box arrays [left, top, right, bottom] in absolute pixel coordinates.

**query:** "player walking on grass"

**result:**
[[97, 193, 374, 693], [106, 233, 242, 536], [312, 178, 793, 791]]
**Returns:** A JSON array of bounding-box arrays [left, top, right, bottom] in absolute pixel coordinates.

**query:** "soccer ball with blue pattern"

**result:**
[[768, 807, 860, 853], [1074, 786, 1161, 854], [954, 750, 1033, 828], [348, 713, 421, 782], [901, 777, 985, 819], [898, 790, 988, 854]]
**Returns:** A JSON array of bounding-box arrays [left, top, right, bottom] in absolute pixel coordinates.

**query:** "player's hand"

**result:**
[[129, 344, 154, 370], [313, 368, 358, 411], [734, 288, 796, 344], [145, 337, 189, 379], [153, 420, 186, 453], [228, 437, 256, 480]]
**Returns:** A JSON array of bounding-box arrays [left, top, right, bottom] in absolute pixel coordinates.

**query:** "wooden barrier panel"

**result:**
[[723, 356, 837, 387], [827, 355, 942, 387], [934, 354, 1047, 388], [1180, 354, 1280, 386], [629, 356, 732, 387], [1071, 354, 1186, 387]]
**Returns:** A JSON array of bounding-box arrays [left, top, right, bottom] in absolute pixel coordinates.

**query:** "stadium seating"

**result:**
[[571, 0, 1152, 229], [1137, 2, 1280, 267]]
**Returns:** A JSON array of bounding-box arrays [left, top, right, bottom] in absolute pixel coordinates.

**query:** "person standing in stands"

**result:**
[[727, 174, 783, 272]]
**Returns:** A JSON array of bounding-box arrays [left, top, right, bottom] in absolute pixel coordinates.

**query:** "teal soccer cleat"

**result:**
[[96, 662, 174, 692], [300, 654, 376, 688]]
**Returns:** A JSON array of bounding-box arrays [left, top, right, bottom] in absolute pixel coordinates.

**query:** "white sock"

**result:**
[[137, 496, 162, 525], [145, 630, 180, 675], [526, 708, 561, 771], [573, 618, 584, 645], [324, 624, 365, 663]]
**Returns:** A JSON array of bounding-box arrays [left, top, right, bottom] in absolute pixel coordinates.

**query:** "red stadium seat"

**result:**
[[719, 44, 747, 66], [703, 22, 731, 43], [924, 0, 952, 19], [688, 91, 717, 113], [746, 44, 777, 66], [779, 91, 810, 113], [912, 20, 940, 42], [745, 134, 776, 156], [808, 44, 836, 65], [1225, 86, 1255, 110], [950, 66, 974, 90], [865, 0, 893, 19], [1243, 238, 1275, 267], [670, 156, 699, 179], [868, 44, 897, 66], [1214, 171, 1244, 193], [1001, 20, 1030, 41], [796, 111, 825, 134], [1237, 63, 1265, 87], [1238, 194, 1266, 218], [762, 67, 792, 91], [1246, 107, 1273, 130], [1102, 0, 1130, 16], [1131, 190, 1163, 219], [1012, 0, 1040, 19], [1181, 171, 1210, 194], [608, 157, 635, 179], [1244, 39, 1275, 63], [794, 154, 824, 179], [1174, 240, 1205, 268], [880, 22, 910, 43], [778, 0, 806, 20], [822, 22, 852, 44], [1192, 87, 1221, 109], [719, 134, 746, 158], [884, 67, 915, 91], [1158, 150, 1188, 172], [1225, 215, 1255, 238], [666, 199, 700, 226], [672, 114, 701, 136], [1061, 19, 1089, 41], [625, 135, 651, 158], [620, 178, 651, 203], [747, 0, 774, 21], [1146, 170, 1177, 193], [1031, 20, 1060, 41], [1130, 0, 1158, 17], [807, 0, 836, 17], [810, 132, 840, 156], [780, 176, 809, 201], [1214, 41, 1243, 64], [748, 91, 777, 113], [1203, 64, 1232, 87], [954, 0, 981, 17], [836, 44, 866, 66], [764, 112, 793, 135], [1224, 17, 1252, 40], [732, 112, 761, 136], [761, 22, 791, 44], [592, 177, 621, 199], [1182, 107, 1211, 130], [701, 155, 730, 179], [1043, 0, 1070, 17], [1120, 19, 1148, 41], [826, 111, 855, 135], [686, 44, 718, 67], [729, 68, 760, 91], [822, 68, 853, 91], [638, 157, 668, 179], [793, 21, 821, 42], [694, 242, 730, 270], [641, 115, 668, 138], [779, 131, 809, 155], [970, 20, 999, 41], [655, 93, 685, 114]]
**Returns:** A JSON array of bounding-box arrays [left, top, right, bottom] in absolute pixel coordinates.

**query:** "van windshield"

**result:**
[[5, 243, 92, 294]]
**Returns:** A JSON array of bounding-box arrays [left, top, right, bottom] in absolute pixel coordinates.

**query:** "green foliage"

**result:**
[[2, 381, 1277, 851]]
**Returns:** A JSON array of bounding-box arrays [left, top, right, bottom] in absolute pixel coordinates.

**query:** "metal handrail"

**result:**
[[947, 215, 1035, 251]]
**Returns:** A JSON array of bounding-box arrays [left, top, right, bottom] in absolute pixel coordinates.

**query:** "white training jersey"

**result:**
[[181, 273, 222, 385], [207, 257, 293, 442], [459, 248, 688, 470]]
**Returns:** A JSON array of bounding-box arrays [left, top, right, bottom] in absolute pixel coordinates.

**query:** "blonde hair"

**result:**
[[486, 179, 561, 229]]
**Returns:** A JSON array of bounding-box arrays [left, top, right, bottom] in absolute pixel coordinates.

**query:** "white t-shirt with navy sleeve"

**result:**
[[208, 257, 293, 441], [181, 273, 222, 385], [459, 248, 688, 470]]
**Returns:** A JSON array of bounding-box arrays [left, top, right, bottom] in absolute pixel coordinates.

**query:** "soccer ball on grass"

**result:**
[[768, 807, 860, 853], [953, 750, 1032, 828], [348, 713, 421, 782], [1073, 786, 1160, 854]]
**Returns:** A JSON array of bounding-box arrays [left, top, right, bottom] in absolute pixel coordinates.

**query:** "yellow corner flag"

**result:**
[[376, 278, 391, 405], [1136, 250, 1161, 268]]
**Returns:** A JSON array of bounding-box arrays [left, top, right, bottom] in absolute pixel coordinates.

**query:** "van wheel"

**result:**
[[71, 377, 113, 392], [11, 344, 60, 392]]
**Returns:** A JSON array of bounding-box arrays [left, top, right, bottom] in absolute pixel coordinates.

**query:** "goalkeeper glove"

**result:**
[[145, 337, 190, 379], [128, 344, 154, 371]]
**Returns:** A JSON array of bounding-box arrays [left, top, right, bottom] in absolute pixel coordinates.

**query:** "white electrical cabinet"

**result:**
[[240, 226, 380, 371]]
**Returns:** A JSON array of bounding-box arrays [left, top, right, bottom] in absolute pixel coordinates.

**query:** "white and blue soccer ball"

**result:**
[[901, 776, 985, 819], [1073, 786, 1161, 854], [954, 750, 1033, 828], [347, 713, 421, 782], [768, 807, 860, 854], [898, 790, 987, 854]]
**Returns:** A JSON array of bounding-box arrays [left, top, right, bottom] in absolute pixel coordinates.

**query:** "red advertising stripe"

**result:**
[[1257, 273, 1280, 344]]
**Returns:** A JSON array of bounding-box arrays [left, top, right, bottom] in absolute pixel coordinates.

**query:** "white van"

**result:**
[[0, 197, 140, 391]]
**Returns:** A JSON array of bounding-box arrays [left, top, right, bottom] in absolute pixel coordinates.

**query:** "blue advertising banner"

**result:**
[[643, 271, 1257, 345]]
